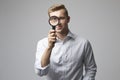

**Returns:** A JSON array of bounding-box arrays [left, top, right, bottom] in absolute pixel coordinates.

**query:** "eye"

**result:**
[[50, 16, 58, 21], [49, 16, 59, 26], [59, 17, 66, 20]]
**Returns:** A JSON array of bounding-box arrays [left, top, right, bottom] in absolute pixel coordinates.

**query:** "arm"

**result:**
[[41, 30, 56, 67], [83, 40, 97, 80], [34, 39, 50, 76], [34, 30, 56, 76]]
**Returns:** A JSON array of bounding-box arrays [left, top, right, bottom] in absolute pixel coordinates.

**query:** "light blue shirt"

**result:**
[[34, 31, 97, 80]]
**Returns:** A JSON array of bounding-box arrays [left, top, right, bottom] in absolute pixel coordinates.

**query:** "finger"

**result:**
[[48, 34, 55, 38], [49, 36, 56, 40], [49, 29, 55, 34], [48, 37, 56, 42], [50, 33, 56, 36]]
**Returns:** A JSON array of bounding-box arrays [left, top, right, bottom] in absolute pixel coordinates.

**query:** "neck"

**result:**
[[56, 30, 69, 40]]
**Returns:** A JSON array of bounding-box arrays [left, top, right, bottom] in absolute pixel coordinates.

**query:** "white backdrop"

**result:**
[[0, 0, 120, 80]]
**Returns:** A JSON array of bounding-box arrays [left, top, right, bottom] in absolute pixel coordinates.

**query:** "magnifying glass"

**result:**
[[49, 16, 59, 30]]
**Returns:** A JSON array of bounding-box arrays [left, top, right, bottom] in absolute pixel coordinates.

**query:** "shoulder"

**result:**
[[37, 37, 48, 47], [75, 35, 93, 51], [74, 34, 88, 43], [38, 37, 48, 43], [73, 34, 92, 47]]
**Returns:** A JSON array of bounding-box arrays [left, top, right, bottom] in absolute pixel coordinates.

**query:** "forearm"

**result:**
[[41, 47, 52, 67]]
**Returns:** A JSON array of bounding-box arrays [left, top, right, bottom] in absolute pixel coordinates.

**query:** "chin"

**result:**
[[56, 29, 62, 33]]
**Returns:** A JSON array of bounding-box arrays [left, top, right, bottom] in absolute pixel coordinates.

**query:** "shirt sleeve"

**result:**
[[34, 38, 49, 76], [83, 40, 97, 80]]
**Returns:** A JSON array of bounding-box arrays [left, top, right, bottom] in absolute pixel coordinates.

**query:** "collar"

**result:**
[[56, 30, 76, 42], [66, 30, 76, 40]]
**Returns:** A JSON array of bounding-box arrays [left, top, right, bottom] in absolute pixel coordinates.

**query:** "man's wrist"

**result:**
[[46, 46, 53, 50]]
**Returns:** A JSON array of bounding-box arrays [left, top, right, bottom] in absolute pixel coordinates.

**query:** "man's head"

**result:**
[[48, 4, 70, 34]]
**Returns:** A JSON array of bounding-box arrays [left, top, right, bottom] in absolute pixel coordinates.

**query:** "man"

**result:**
[[34, 4, 97, 80]]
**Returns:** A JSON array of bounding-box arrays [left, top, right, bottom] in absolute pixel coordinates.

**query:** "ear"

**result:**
[[67, 16, 70, 23]]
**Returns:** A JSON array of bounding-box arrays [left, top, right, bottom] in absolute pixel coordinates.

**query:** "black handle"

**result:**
[[52, 26, 56, 30]]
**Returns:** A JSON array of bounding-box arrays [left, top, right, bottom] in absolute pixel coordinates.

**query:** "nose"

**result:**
[[57, 22, 61, 26], [57, 20, 62, 26]]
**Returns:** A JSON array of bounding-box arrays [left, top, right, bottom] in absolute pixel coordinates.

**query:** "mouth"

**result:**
[[56, 25, 62, 30]]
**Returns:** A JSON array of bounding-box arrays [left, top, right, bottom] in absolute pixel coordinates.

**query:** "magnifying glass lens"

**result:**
[[49, 16, 59, 26]]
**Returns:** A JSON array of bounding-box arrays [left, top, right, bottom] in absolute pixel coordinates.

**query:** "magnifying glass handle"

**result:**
[[52, 26, 56, 30]]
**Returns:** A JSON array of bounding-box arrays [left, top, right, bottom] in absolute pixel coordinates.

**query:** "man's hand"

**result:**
[[48, 29, 56, 49]]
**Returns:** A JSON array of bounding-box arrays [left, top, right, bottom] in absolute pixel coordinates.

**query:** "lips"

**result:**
[[56, 26, 62, 29]]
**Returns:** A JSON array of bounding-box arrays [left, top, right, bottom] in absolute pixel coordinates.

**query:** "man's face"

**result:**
[[49, 9, 70, 33]]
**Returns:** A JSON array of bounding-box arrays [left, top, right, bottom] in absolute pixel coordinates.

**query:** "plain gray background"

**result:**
[[0, 0, 120, 80]]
